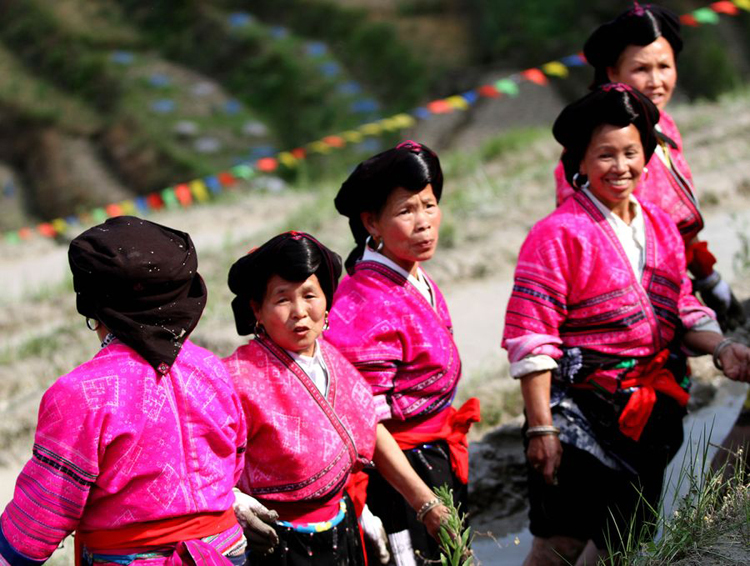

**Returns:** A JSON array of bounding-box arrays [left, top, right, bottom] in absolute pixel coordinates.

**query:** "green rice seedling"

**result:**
[[434, 484, 474, 566]]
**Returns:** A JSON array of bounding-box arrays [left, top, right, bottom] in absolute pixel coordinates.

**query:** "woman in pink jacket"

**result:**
[[224, 231, 447, 566], [0, 217, 248, 566], [326, 142, 479, 565], [507, 84, 750, 566]]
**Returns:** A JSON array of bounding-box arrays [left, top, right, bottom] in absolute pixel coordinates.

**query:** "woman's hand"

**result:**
[[527, 434, 563, 485], [421, 503, 450, 540], [719, 342, 750, 383]]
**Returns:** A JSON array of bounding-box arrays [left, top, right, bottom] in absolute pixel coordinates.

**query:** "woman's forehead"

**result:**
[[265, 273, 322, 293]]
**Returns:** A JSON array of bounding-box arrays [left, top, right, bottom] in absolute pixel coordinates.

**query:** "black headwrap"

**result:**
[[334, 140, 443, 273], [553, 82, 660, 189], [69, 216, 207, 374], [585, 3, 682, 87], [228, 231, 343, 336]]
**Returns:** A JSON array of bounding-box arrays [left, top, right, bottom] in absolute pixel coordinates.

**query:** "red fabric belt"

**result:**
[[389, 398, 481, 484], [618, 349, 689, 442], [75, 509, 236, 566]]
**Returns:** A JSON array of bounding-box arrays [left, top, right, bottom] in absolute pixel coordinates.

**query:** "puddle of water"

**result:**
[[470, 380, 748, 565]]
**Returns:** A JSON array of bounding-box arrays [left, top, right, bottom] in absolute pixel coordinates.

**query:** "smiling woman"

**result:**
[[578, 123, 645, 220], [505, 83, 750, 566]]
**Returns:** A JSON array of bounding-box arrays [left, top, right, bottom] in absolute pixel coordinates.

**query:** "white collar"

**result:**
[[582, 187, 642, 229], [361, 248, 435, 306], [583, 187, 646, 277], [287, 340, 322, 366], [362, 247, 416, 280]]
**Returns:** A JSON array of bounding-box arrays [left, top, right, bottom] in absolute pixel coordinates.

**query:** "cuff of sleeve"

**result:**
[[373, 394, 393, 422], [510, 355, 558, 379], [0, 523, 47, 566], [689, 316, 723, 336]]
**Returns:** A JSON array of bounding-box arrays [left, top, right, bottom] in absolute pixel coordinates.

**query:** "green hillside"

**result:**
[[0, 0, 748, 232]]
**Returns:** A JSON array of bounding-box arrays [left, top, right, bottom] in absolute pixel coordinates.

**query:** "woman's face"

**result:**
[[252, 274, 327, 356], [607, 36, 677, 111], [579, 123, 645, 210], [362, 184, 441, 276]]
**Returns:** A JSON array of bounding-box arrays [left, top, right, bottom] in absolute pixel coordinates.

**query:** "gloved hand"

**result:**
[[359, 505, 390, 564], [694, 271, 747, 332], [232, 488, 280, 554]]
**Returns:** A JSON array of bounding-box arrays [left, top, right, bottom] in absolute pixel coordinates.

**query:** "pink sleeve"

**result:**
[[0, 379, 99, 561], [502, 221, 568, 364]]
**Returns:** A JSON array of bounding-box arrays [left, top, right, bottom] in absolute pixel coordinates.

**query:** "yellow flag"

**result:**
[[51, 218, 68, 234], [278, 152, 298, 168], [342, 130, 364, 143], [378, 117, 400, 131], [446, 95, 469, 110], [190, 180, 210, 202], [308, 140, 331, 154], [542, 61, 569, 78], [359, 122, 382, 136], [119, 200, 137, 215], [391, 114, 416, 129]]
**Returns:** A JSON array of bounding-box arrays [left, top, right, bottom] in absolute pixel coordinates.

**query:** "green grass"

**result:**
[[600, 432, 750, 565]]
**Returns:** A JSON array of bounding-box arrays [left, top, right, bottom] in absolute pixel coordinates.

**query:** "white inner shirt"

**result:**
[[287, 341, 329, 395], [361, 247, 435, 308], [582, 187, 646, 278]]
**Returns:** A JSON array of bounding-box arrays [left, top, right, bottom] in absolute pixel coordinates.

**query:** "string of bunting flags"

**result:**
[[4, 0, 749, 244]]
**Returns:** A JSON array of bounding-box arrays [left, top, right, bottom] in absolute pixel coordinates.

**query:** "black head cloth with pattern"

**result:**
[[69, 216, 207, 375]]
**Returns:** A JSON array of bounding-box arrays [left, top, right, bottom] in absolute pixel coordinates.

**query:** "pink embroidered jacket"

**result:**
[[224, 336, 377, 506], [0, 340, 246, 562], [503, 191, 715, 393], [555, 110, 703, 244], [326, 261, 462, 423]]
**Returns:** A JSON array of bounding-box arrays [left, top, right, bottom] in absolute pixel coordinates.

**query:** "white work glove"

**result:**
[[359, 504, 390, 564], [232, 488, 280, 554]]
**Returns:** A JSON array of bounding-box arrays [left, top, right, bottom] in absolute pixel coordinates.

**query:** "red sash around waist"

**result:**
[[387, 398, 481, 484], [618, 349, 690, 442], [75, 509, 236, 566]]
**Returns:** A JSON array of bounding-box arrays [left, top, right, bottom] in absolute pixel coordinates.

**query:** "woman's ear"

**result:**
[[360, 211, 379, 239], [250, 300, 262, 324], [606, 66, 619, 83]]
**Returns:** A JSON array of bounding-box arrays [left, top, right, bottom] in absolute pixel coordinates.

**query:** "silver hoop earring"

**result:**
[[572, 172, 589, 190], [86, 318, 100, 331], [323, 311, 330, 332], [366, 235, 384, 252], [253, 321, 265, 336]]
